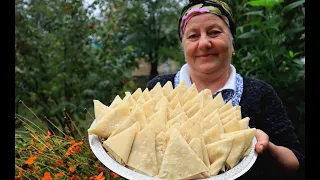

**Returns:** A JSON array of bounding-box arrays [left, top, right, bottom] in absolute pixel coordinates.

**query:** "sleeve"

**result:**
[[146, 77, 160, 90], [146, 74, 175, 90], [259, 82, 305, 176]]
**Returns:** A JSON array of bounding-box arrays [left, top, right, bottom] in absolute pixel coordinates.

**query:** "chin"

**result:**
[[198, 61, 219, 72], [197, 62, 218, 73]]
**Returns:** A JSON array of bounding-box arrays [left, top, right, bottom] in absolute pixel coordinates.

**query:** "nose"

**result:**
[[198, 35, 212, 50]]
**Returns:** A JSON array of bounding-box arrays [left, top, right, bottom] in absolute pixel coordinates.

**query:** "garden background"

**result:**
[[15, 0, 305, 179]]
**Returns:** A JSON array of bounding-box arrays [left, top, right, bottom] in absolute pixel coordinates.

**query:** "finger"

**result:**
[[255, 143, 264, 154], [255, 129, 269, 153]]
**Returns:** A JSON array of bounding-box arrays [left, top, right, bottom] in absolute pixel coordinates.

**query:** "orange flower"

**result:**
[[34, 136, 39, 141], [56, 160, 63, 167], [45, 131, 52, 139], [55, 173, 64, 178], [18, 167, 23, 176], [89, 172, 105, 180], [25, 156, 37, 165], [70, 140, 76, 145], [110, 172, 119, 178], [65, 151, 71, 157], [65, 135, 70, 140], [45, 142, 53, 151], [37, 146, 46, 153], [95, 172, 105, 180], [65, 141, 83, 157], [41, 172, 52, 180], [68, 166, 76, 173], [15, 167, 23, 180], [73, 145, 82, 153]]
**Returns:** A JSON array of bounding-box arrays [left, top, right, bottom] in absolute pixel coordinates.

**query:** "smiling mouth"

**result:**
[[197, 54, 214, 57], [196, 54, 215, 62]]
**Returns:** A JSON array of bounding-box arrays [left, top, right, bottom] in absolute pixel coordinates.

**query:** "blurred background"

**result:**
[[15, 0, 305, 153]]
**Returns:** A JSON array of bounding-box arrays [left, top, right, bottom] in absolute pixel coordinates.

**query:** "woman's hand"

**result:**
[[254, 129, 269, 154], [254, 129, 299, 172]]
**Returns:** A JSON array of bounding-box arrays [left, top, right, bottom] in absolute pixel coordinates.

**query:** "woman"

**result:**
[[146, 0, 304, 179]]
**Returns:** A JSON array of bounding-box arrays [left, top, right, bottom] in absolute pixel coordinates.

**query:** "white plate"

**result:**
[[88, 120, 258, 180]]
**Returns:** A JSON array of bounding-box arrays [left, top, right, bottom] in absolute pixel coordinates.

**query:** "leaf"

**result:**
[[266, 22, 280, 31], [283, 0, 305, 12], [289, 51, 294, 58], [240, 20, 262, 28], [294, 51, 303, 57], [237, 31, 261, 39], [30, 92, 37, 102], [287, 27, 305, 34], [241, 54, 257, 61], [293, 59, 304, 66], [15, 66, 24, 74], [248, 0, 284, 8], [247, 0, 266, 7], [98, 80, 110, 89], [242, 10, 264, 17], [83, 89, 96, 97]]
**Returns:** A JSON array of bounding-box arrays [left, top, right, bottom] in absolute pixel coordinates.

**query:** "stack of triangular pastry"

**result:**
[[88, 81, 256, 179]]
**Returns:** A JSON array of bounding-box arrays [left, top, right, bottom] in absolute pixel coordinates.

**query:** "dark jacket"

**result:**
[[146, 74, 305, 180]]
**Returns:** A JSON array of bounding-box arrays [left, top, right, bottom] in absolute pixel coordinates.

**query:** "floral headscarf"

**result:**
[[178, 0, 235, 41]]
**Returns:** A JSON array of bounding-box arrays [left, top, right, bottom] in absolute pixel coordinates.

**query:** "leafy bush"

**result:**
[[226, 0, 305, 149], [15, 0, 138, 132]]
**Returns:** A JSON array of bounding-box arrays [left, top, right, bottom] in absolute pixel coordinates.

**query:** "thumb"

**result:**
[[255, 129, 269, 154]]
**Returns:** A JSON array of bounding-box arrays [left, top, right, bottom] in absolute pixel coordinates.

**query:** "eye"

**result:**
[[188, 34, 198, 39], [208, 30, 221, 36]]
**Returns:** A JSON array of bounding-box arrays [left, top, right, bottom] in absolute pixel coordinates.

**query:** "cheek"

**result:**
[[214, 41, 232, 57], [184, 43, 197, 59]]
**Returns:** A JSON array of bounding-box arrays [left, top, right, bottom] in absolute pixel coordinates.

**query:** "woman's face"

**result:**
[[182, 13, 234, 74]]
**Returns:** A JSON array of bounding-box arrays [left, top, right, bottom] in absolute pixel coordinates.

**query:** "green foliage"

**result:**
[[15, 0, 138, 132], [247, 0, 284, 8], [225, 0, 305, 148], [101, 0, 187, 77]]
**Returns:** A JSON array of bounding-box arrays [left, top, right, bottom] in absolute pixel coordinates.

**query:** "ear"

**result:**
[[231, 45, 235, 55]]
